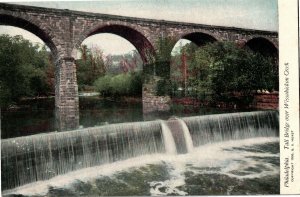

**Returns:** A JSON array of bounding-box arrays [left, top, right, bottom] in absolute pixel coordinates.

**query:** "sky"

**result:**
[[0, 0, 278, 55]]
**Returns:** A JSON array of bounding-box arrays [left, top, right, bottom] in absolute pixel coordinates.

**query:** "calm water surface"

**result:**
[[1, 96, 248, 139]]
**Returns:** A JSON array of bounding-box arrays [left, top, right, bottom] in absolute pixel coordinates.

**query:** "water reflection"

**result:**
[[1, 97, 248, 139], [79, 97, 143, 128]]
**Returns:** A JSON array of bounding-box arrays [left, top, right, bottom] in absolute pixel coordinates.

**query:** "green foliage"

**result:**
[[110, 74, 131, 96], [145, 36, 176, 78], [171, 41, 212, 98], [204, 42, 277, 98], [170, 41, 278, 105], [156, 79, 172, 96], [143, 36, 177, 96], [93, 75, 113, 97], [156, 36, 176, 62], [155, 37, 176, 78], [76, 45, 106, 91], [0, 35, 54, 107], [94, 72, 142, 98]]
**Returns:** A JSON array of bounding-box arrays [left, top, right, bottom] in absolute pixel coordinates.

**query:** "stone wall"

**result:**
[[172, 93, 279, 110], [143, 95, 171, 114], [142, 76, 171, 113], [252, 93, 279, 110]]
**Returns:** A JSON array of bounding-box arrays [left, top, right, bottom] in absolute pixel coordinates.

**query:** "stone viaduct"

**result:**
[[0, 3, 278, 131]]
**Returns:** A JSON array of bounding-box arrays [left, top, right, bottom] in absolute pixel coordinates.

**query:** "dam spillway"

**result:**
[[1, 111, 278, 191]]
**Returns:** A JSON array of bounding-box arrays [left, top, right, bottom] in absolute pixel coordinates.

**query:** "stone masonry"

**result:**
[[0, 3, 278, 131]]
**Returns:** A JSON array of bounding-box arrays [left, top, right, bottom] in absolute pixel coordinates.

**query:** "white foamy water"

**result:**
[[185, 137, 279, 179], [177, 118, 194, 153], [161, 121, 177, 155], [3, 137, 279, 197], [148, 137, 279, 196]]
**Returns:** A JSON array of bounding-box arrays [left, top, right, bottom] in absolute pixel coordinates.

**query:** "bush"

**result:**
[[94, 75, 113, 97], [94, 72, 142, 98]]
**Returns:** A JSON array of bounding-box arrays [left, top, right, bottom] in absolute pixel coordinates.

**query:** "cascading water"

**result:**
[[164, 119, 188, 154], [1, 110, 279, 193], [176, 118, 194, 153], [182, 111, 278, 147], [1, 121, 165, 190], [160, 121, 177, 155], [164, 118, 194, 154]]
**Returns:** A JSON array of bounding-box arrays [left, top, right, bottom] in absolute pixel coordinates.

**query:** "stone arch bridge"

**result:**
[[0, 3, 278, 131]]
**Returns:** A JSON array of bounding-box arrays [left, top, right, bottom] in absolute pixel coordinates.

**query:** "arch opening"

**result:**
[[169, 33, 217, 98], [182, 32, 217, 46], [1, 14, 81, 132], [77, 33, 143, 90], [0, 25, 56, 138], [245, 37, 279, 91], [245, 37, 278, 59], [75, 32, 145, 128], [81, 24, 155, 64], [170, 39, 196, 98]]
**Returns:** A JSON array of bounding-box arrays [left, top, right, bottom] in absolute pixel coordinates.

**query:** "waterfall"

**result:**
[[176, 118, 194, 153], [160, 121, 177, 155], [163, 118, 194, 154], [1, 110, 278, 191], [182, 111, 278, 147], [1, 121, 165, 190]]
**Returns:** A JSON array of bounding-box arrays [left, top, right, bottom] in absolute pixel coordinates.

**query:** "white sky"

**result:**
[[0, 0, 278, 55]]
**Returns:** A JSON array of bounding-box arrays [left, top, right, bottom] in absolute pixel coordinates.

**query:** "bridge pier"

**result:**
[[55, 57, 79, 131], [142, 76, 171, 114], [142, 61, 171, 114]]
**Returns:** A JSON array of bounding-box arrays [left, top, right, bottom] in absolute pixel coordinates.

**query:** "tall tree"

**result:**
[[0, 35, 54, 107], [76, 45, 107, 91], [194, 42, 277, 104]]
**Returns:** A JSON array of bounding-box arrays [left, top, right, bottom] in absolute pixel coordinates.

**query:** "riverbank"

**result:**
[[172, 92, 278, 110]]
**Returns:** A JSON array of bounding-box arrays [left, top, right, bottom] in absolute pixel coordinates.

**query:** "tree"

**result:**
[[194, 42, 277, 104], [76, 45, 107, 91], [93, 74, 113, 97], [146, 36, 177, 96], [155, 36, 177, 78], [170, 41, 277, 105], [170, 41, 206, 98], [0, 35, 54, 107]]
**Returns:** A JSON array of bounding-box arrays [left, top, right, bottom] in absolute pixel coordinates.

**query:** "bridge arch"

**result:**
[[168, 32, 217, 97], [169, 31, 218, 69], [74, 24, 155, 64], [0, 14, 57, 56], [169, 31, 218, 63], [245, 37, 278, 59], [245, 37, 279, 91], [0, 13, 80, 131], [180, 32, 218, 46]]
